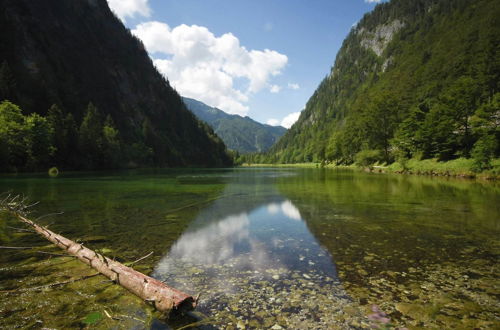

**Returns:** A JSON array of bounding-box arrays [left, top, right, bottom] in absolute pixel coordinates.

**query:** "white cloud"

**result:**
[[287, 83, 300, 90], [270, 85, 281, 93], [107, 0, 151, 22], [365, 0, 382, 3], [281, 200, 301, 221], [266, 118, 280, 126], [132, 21, 288, 116], [281, 111, 301, 129], [266, 110, 302, 128], [267, 203, 280, 214]]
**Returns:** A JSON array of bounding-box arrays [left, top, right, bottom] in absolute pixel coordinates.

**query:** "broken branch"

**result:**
[[0, 273, 100, 294], [129, 251, 154, 266]]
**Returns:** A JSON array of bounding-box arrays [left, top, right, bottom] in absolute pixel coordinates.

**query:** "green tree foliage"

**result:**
[[0, 98, 232, 173], [78, 103, 104, 169], [0, 102, 55, 171], [125, 142, 153, 167], [418, 102, 458, 160], [355, 149, 383, 169], [0, 61, 16, 102], [359, 92, 401, 162], [0, 0, 233, 169], [47, 104, 78, 168], [471, 135, 497, 171], [439, 76, 480, 157], [102, 115, 121, 168], [266, 0, 499, 167], [142, 117, 168, 166], [183, 97, 287, 154], [0, 101, 26, 171], [24, 113, 54, 171], [471, 93, 500, 153]]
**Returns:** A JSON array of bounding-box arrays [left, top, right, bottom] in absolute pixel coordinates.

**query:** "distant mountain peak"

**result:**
[[183, 97, 287, 154]]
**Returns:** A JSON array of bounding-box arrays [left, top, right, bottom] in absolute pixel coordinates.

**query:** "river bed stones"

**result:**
[[156, 259, 370, 329]]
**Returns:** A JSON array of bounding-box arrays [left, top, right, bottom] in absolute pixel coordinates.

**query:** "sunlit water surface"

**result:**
[[0, 168, 498, 329]]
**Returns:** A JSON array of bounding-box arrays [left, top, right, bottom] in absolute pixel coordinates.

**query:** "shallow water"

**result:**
[[0, 168, 498, 329]]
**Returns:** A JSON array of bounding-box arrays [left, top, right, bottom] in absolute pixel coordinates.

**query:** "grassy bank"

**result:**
[[240, 158, 500, 180], [241, 163, 325, 168], [385, 158, 499, 179]]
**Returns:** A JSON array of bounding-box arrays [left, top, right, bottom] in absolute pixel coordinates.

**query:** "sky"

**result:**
[[107, 0, 383, 128]]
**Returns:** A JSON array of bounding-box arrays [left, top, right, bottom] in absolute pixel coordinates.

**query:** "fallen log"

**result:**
[[0, 196, 197, 316]]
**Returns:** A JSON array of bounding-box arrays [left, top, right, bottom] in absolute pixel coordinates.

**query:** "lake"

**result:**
[[0, 168, 498, 329]]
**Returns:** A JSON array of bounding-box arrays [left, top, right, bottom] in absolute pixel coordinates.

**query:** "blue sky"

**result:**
[[107, 0, 383, 127]]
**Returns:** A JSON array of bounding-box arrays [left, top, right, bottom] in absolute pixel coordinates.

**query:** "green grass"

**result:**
[[241, 158, 499, 180], [241, 163, 323, 168], [387, 157, 499, 179]]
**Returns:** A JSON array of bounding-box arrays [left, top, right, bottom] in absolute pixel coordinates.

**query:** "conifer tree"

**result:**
[[0, 61, 16, 102], [102, 115, 121, 168], [25, 113, 54, 170], [78, 102, 104, 169], [0, 101, 26, 170]]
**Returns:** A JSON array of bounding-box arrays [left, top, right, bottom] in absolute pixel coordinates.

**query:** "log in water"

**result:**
[[15, 213, 197, 315]]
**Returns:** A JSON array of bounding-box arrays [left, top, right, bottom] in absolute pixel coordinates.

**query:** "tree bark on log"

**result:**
[[15, 214, 197, 315]]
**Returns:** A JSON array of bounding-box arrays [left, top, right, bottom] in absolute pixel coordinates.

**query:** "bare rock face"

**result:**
[[358, 20, 405, 57]]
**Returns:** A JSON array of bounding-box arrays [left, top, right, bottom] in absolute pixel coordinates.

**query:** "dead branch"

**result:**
[[35, 211, 64, 222], [0, 246, 39, 249], [0, 273, 100, 294], [6, 225, 35, 232], [103, 309, 123, 321], [129, 251, 154, 266], [0, 246, 76, 257]]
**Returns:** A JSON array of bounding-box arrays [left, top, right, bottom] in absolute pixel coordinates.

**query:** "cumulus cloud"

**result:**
[[266, 118, 280, 126], [107, 0, 151, 21], [281, 111, 301, 128], [287, 82, 300, 90], [266, 110, 302, 128], [132, 21, 288, 116]]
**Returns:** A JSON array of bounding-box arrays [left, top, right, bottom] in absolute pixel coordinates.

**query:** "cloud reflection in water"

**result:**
[[154, 199, 337, 279], [151, 197, 351, 326]]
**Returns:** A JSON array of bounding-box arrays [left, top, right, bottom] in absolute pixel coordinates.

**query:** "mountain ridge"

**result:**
[[266, 0, 499, 166], [183, 97, 287, 154], [0, 0, 231, 170]]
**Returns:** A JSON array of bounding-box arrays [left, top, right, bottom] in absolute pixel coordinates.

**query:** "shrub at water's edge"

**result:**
[[386, 158, 499, 179]]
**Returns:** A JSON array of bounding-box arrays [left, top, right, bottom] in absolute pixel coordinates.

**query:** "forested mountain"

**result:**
[[0, 0, 231, 172], [183, 97, 287, 154], [267, 0, 499, 169]]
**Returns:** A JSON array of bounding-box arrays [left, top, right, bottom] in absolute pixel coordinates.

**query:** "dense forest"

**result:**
[[262, 0, 499, 171], [0, 99, 231, 172], [0, 0, 231, 172], [183, 97, 287, 155]]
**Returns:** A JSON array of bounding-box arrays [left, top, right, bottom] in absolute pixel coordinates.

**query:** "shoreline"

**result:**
[[240, 158, 500, 181]]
